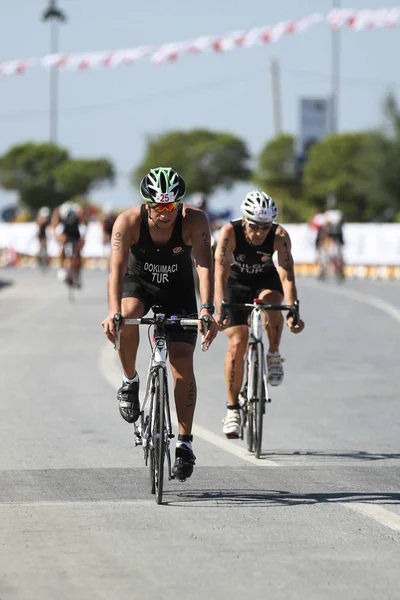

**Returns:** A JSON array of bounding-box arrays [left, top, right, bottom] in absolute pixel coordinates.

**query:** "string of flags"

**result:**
[[1, 8, 399, 76]]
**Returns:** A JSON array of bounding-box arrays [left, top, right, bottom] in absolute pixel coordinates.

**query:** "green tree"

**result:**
[[54, 158, 115, 198], [254, 134, 297, 189], [303, 132, 396, 221], [252, 134, 312, 222], [0, 142, 115, 214], [133, 129, 251, 196]]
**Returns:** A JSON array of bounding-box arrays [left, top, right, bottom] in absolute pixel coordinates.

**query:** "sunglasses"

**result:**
[[246, 220, 272, 231], [148, 201, 179, 213]]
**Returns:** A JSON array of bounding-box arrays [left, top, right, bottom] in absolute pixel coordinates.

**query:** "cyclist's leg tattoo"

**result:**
[[228, 359, 235, 392], [187, 380, 196, 408]]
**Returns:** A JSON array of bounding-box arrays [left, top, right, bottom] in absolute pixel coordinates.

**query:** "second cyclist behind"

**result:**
[[214, 190, 305, 439]]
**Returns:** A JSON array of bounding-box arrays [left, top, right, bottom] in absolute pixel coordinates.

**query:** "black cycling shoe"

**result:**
[[172, 445, 196, 481], [117, 378, 140, 423]]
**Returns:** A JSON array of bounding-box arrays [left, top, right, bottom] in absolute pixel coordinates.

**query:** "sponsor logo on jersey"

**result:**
[[173, 246, 183, 254]]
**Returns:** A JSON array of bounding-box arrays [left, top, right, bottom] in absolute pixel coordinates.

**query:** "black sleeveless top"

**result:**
[[126, 204, 195, 290], [230, 218, 278, 282]]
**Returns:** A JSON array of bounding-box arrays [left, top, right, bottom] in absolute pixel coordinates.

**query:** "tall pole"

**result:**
[[270, 57, 282, 136], [42, 1, 67, 144], [50, 20, 59, 143], [331, 0, 341, 132]]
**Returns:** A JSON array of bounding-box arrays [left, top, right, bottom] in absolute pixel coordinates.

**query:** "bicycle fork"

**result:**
[[133, 367, 175, 479]]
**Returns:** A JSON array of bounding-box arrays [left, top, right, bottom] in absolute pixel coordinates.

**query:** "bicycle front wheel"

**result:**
[[154, 367, 166, 505], [246, 345, 257, 453], [254, 343, 265, 459]]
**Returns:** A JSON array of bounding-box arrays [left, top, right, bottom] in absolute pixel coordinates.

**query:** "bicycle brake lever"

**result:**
[[113, 313, 123, 350], [292, 300, 300, 326], [200, 315, 211, 352]]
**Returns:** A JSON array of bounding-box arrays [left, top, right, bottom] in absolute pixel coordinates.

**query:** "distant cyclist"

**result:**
[[320, 195, 345, 279], [214, 190, 305, 439], [101, 167, 218, 481], [51, 201, 86, 286], [308, 207, 326, 267], [36, 206, 51, 267]]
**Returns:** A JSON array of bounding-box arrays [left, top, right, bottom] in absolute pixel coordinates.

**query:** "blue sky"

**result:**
[[1, 0, 399, 218]]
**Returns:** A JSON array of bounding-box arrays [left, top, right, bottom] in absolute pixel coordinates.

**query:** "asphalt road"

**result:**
[[0, 268, 399, 600]]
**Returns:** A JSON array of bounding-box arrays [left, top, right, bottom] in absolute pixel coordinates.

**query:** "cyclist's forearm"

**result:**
[[197, 266, 214, 304], [281, 277, 298, 305], [214, 266, 229, 314], [214, 280, 226, 314], [107, 270, 123, 314]]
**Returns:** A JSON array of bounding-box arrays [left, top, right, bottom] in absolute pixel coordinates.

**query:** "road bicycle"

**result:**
[[37, 239, 49, 272], [63, 240, 82, 303], [220, 299, 300, 459], [114, 308, 209, 505], [318, 240, 345, 282]]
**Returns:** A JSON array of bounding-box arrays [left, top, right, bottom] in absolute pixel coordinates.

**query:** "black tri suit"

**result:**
[[122, 204, 198, 345], [226, 219, 284, 327]]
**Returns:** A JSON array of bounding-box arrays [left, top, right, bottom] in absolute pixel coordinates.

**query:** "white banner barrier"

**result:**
[[1, 222, 400, 265]]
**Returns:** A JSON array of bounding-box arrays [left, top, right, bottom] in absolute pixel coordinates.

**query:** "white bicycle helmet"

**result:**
[[38, 206, 50, 218], [59, 201, 80, 221], [241, 190, 277, 223]]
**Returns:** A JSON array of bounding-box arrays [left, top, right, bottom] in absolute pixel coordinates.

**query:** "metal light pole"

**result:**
[[331, 0, 341, 132], [42, 1, 67, 143], [270, 57, 282, 136]]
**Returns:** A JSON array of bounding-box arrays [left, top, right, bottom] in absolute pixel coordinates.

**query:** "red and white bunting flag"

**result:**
[[0, 9, 399, 76]]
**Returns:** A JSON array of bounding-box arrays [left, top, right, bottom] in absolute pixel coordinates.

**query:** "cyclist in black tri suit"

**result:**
[[101, 167, 218, 481], [214, 190, 305, 438], [51, 201, 86, 286]]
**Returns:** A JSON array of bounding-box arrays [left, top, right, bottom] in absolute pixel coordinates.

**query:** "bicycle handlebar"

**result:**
[[112, 313, 211, 352], [119, 317, 200, 327], [220, 299, 300, 326]]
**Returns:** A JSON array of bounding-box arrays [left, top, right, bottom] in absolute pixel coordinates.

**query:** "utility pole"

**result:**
[[270, 57, 282, 136], [331, 0, 341, 132], [42, 1, 67, 143]]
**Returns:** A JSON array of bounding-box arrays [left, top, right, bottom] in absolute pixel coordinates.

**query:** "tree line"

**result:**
[[1, 93, 400, 223]]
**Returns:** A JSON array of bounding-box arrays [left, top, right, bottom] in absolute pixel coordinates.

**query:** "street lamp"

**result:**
[[41, 1, 67, 143]]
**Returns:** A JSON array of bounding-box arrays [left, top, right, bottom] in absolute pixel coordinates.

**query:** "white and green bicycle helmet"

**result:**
[[140, 167, 186, 204]]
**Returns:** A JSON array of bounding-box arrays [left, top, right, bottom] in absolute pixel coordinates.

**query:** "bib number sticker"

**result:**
[[156, 193, 170, 203]]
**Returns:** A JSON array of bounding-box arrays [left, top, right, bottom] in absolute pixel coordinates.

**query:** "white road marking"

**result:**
[[0, 499, 155, 508], [302, 280, 400, 325], [343, 503, 400, 532], [99, 343, 279, 467]]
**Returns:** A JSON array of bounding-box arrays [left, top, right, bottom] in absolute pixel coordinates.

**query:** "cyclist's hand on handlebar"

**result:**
[[199, 312, 219, 350], [287, 316, 305, 334], [101, 313, 122, 344], [215, 312, 230, 331]]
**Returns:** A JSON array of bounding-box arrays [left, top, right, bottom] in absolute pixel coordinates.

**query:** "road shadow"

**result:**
[[260, 450, 400, 462], [0, 278, 13, 291], [168, 489, 400, 507]]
